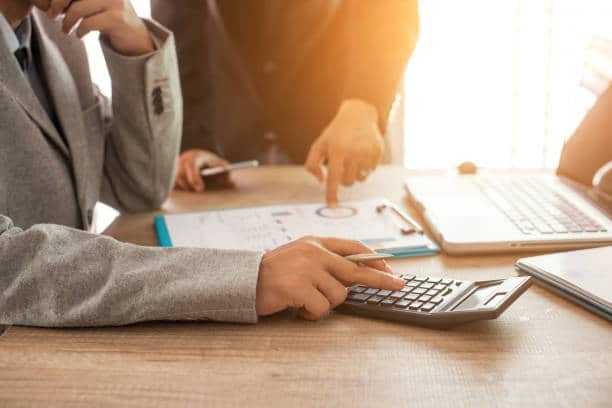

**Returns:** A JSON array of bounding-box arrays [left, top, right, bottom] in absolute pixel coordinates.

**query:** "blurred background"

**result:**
[[84, 0, 612, 170]]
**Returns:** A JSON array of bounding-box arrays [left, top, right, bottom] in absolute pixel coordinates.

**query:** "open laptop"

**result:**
[[404, 86, 612, 255]]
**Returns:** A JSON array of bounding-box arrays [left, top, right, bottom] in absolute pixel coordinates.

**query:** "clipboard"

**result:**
[[154, 199, 439, 258]]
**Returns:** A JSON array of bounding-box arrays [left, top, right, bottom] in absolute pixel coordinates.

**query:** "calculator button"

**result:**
[[441, 279, 453, 285], [390, 291, 405, 298], [366, 295, 384, 304], [413, 276, 427, 282], [394, 300, 411, 308], [419, 295, 432, 303], [347, 293, 370, 302], [412, 288, 427, 295], [400, 286, 414, 293], [420, 303, 436, 312], [420, 282, 434, 289], [381, 298, 396, 307], [427, 277, 443, 284], [409, 301, 424, 310], [430, 296, 444, 304], [433, 284, 446, 291], [402, 274, 415, 281], [405, 294, 419, 301], [426, 289, 439, 296], [350, 286, 366, 293], [377, 290, 392, 297], [364, 288, 379, 295], [406, 281, 420, 287]]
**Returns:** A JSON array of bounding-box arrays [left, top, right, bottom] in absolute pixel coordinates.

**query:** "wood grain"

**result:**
[[1, 166, 610, 407]]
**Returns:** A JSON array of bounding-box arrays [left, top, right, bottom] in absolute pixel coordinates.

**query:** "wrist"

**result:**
[[338, 99, 379, 125], [107, 25, 155, 57]]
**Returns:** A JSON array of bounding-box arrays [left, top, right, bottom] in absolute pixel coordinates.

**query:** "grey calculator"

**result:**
[[336, 274, 532, 328]]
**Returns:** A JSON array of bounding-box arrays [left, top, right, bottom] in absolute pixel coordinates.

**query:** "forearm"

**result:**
[[343, 0, 419, 132], [0, 215, 262, 327], [101, 19, 183, 212]]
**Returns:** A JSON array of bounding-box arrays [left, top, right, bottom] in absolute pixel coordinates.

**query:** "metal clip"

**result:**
[[376, 202, 424, 235]]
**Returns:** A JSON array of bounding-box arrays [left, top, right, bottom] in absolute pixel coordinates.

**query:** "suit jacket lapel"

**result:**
[[0, 20, 69, 158], [32, 12, 88, 223]]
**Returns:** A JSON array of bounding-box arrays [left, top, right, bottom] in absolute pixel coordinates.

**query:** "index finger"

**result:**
[[326, 157, 344, 207], [332, 259, 404, 290]]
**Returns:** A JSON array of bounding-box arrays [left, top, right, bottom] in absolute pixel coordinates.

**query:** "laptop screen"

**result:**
[[557, 87, 612, 187]]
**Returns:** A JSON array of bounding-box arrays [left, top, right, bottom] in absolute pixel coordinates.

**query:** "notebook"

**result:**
[[515, 246, 612, 321], [154, 199, 439, 258]]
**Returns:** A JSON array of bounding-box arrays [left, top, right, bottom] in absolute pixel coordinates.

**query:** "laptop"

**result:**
[[404, 86, 612, 255]]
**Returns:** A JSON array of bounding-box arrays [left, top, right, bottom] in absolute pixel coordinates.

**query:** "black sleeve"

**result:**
[[342, 0, 419, 132]]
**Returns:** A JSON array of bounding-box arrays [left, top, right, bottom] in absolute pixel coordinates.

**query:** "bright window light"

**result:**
[[403, 0, 612, 170]]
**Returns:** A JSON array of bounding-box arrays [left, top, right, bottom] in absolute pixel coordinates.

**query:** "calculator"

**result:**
[[336, 274, 532, 328]]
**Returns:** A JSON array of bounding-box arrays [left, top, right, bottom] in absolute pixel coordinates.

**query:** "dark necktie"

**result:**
[[14, 47, 28, 71]]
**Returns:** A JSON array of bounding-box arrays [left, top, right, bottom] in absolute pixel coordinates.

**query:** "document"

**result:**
[[156, 199, 439, 257]]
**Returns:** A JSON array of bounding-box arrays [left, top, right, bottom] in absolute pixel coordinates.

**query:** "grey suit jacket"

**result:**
[[0, 11, 262, 327]]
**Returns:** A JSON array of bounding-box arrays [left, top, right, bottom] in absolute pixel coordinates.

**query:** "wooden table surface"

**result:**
[[1, 166, 610, 407]]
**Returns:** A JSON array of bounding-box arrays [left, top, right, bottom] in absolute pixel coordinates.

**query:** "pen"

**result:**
[[344, 253, 394, 263], [200, 160, 260, 177]]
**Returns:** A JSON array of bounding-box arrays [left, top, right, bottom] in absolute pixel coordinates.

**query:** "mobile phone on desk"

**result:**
[[200, 160, 259, 178]]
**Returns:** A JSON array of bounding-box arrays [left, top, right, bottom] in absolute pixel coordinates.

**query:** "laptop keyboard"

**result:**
[[477, 178, 607, 235]]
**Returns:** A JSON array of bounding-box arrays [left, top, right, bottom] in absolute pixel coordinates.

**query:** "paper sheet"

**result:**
[[162, 199, 433, 252]]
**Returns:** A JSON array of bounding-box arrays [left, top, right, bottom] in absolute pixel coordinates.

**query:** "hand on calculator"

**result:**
[[255, 236, 405, 320]]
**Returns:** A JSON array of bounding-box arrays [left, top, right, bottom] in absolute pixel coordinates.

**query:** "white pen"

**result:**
[[344, 253, 394, 263], [200, 160, 259, 177]]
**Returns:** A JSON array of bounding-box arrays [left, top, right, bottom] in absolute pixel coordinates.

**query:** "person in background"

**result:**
[[152, 0, 419, 206], [0, 0, 403, 328]]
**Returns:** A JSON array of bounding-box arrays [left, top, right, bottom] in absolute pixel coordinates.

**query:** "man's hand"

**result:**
[[34, 0, 155, 56], [256, 236, 404, 320], [305, 99, 384, 207], [175, 149, 234, 192]]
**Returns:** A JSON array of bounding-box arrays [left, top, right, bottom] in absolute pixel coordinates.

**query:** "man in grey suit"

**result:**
[[0, 0, 403, 328], [152, 0, 419, 206]]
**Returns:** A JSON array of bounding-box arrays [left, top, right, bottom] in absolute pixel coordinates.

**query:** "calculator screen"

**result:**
[[451, 284, 502, 311]]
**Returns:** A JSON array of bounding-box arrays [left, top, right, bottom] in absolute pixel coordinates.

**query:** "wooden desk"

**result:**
[[1, 166, 610, 407]]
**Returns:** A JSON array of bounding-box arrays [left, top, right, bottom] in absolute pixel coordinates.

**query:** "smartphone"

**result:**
[[200, 160, 260, 178]]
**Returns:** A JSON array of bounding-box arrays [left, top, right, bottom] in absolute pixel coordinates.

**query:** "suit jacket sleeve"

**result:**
[[342, 0, 419, 132], [0, 214, 262, 327], [99, 20, 183, 212]]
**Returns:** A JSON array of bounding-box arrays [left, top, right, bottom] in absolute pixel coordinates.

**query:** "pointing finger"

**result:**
[[325, 156, 344, 207]]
